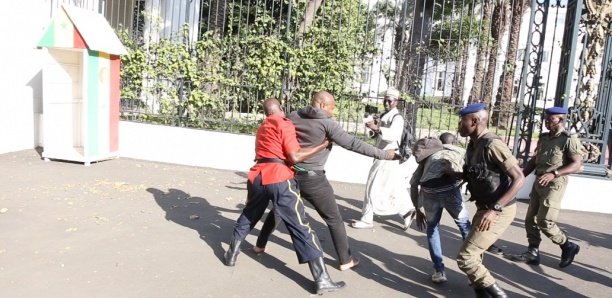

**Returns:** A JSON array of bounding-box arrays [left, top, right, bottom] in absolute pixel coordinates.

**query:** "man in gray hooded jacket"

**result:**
[[254, 91, 398, 271]]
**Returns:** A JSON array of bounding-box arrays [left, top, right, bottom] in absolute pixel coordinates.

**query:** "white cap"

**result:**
[[385, 87, 400, 99]]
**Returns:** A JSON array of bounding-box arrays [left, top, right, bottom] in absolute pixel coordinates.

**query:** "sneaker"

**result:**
[[431, 271, 447, 284], [403, 210, 416, 230], [351, 220, 373, 229]]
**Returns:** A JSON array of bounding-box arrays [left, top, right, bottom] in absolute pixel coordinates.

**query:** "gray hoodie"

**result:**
[[289, 106, 390, 171]]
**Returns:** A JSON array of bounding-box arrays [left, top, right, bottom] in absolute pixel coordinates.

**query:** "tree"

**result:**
[[468, 0, 494, 103], [430, 10, 484, 105], [397, 0, 435, 97], [481, 0, 509, 106], [296, 0, 324, 46], [287, 0, 377, 106], [209, 0, 228, 37], [491, 0, 530, 128]]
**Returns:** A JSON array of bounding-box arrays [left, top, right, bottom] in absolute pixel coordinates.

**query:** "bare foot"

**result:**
[[339, 257, 360, 271], [253, 246, 266, 254]]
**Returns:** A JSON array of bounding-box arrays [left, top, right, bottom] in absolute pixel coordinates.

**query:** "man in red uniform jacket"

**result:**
[[223, 98, 345, 295]]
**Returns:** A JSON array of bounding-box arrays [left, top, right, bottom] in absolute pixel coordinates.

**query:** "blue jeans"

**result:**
[[422, 187, 471, 272]]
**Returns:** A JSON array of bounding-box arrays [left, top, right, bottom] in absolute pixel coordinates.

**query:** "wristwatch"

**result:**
[[493, 203, 503, 212], [553, 170, 560, 178]]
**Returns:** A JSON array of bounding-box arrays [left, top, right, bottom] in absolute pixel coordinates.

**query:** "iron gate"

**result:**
[[47, 0, 612, 176]]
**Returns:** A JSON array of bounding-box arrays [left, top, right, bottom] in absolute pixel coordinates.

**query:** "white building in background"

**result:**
[[515, 5, 576, 107], [104, 0, 202, 42], [420, 59, 457, 98], [353, 2, 397, 100], [47, 0, 203, 42], [426, 4, 568, 106], [356, 2, 570, 107]]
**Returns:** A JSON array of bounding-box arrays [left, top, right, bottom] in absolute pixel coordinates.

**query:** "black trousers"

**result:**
[[257, 172, 352, 264], [232, 174, 323, 263]]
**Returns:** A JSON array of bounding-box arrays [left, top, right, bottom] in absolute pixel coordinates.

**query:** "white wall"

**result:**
[[516, 173, 612, 214], [118, 121, 415, 185], [0, 1, 53, 154], [119, 121, 612, 214]]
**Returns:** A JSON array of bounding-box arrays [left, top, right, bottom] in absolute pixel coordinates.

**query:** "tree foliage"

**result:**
[[430, 15, 489, 62], [118, 0, 376, 133]]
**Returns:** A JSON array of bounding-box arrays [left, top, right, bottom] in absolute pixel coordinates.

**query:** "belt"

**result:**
[[475, 198, 516, 211], [295, 170, 325, 176], [255, 158, 286, 164]]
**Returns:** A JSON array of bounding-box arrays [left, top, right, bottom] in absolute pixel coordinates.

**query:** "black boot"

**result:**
[[308, 257, 346, 294], [223, 238, 241, 267], [474, 287, 492, 298], [559, 241, 580, 268], [504, 246, 540, 265], [484, 282, 508, 298]]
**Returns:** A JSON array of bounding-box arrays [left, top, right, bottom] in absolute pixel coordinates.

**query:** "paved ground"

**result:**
[[1, 149, 611, 297]]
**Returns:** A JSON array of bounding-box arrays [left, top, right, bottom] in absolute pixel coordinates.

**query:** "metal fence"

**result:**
[[49, 0, 612, 175]]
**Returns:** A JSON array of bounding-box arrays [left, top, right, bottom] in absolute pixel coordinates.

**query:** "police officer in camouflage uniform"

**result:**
[[454, 103, 525, 298], [506, 107, 583, 268]]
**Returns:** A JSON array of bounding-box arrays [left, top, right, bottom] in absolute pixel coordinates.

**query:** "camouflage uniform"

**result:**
[[525, 131, 582, 247]]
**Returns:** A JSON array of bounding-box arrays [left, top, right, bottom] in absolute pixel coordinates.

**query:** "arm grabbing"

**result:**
[[286, 139, 330, 164], [327, 120, 398, 160]]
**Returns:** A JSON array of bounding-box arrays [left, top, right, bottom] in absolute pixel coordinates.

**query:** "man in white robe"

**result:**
[[351, 87, 416, 230]]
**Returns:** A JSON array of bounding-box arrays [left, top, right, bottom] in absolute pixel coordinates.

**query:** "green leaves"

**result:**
[[117, 0, 375, 134]]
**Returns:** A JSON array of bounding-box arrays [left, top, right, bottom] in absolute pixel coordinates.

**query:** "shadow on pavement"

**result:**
[[510, 202, 612, 251], [488, 244, 590, 298], [337, 195, 476, 296], [337, 193, 607, 297], [146, 187, 611, 297], [147, 187, 313, 293], [147, 188, 238, 262]]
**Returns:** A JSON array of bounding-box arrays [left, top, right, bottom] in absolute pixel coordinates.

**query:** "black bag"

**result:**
[[392, 114, 415, 163]]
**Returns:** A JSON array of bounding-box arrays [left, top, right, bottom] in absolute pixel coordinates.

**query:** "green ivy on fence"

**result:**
[[117, 0, 377, 135]]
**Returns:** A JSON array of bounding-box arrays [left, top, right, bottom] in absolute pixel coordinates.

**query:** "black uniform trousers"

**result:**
[[257, 172, 352, 264], [233, 174, 323, 263]]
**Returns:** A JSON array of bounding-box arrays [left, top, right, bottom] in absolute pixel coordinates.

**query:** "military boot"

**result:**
[[223, 238, 242, 267], [308, 257, 346, 294], [504, 246, 540, 265], [484, 282, 508, 298], [559, 241, 580, 268]]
